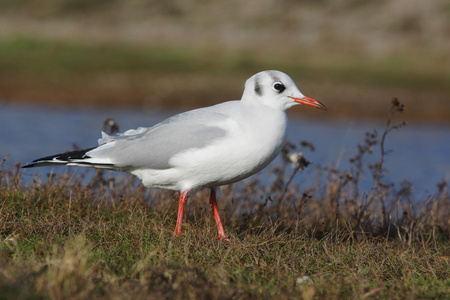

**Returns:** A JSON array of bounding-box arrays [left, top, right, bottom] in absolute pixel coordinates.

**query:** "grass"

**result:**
[[1, 100, 449, 299], [1, 35, 448, 87]]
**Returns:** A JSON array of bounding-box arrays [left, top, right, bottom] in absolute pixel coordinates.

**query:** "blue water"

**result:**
[[1, 102, 449, 199]]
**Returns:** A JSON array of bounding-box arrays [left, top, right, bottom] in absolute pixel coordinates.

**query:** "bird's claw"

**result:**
[[217, 235, 231, 243]]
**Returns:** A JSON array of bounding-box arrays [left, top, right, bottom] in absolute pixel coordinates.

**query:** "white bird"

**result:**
[[23, 70, 326, 240]]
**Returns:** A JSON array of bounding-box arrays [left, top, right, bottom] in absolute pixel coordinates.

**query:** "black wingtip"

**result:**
[[21, 147, 96, 169], [22, 163, 36, 169]]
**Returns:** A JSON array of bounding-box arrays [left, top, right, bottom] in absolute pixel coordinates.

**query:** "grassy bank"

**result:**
[[1, 101, 449, 299], [0, 190, 448, 299], [1, 36, 449, 122]]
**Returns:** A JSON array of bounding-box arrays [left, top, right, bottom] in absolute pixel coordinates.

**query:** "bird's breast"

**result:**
[[169, 108, 288, 189]]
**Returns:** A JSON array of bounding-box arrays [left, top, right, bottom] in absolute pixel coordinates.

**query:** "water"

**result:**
[[1, 102, 449, 198]]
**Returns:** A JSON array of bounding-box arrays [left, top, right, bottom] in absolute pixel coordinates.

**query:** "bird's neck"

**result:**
[[241, 102, 288, 142]]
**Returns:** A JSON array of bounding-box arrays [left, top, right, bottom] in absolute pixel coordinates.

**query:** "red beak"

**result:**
[[289, 96, 327, 111]]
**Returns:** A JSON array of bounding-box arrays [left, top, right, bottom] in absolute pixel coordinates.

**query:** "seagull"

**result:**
[[23, 70, 326, 240]]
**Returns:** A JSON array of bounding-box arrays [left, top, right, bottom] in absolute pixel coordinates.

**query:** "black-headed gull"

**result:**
[[23, 70, 326, 240]]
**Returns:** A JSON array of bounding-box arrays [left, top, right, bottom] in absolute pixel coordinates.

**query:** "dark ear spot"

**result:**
[[254, 81, 263, 96]]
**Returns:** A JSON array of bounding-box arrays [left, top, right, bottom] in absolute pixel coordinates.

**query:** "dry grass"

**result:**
[[1, 0, 449, 54], [1, 100, 449, 299]]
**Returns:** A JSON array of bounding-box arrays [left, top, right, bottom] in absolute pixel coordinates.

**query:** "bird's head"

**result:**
[[242, 70, 327, 112]]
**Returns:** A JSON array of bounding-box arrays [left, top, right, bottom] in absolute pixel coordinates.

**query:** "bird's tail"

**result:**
[[22, 147, 114, 169]]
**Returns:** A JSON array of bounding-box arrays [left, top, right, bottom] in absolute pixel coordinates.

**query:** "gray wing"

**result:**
[[87, 106, 233, 170]]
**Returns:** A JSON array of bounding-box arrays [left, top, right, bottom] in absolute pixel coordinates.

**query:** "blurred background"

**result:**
[[1, 0, 449, 119], [1, 0, 449, 196]]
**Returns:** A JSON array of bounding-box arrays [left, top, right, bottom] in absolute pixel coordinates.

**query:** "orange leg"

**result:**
[[209, 188, 229, 241], [173, 190, 189, 236]]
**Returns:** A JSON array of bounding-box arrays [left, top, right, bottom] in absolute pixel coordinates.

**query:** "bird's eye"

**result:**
[[273, 82, 285, 93]]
